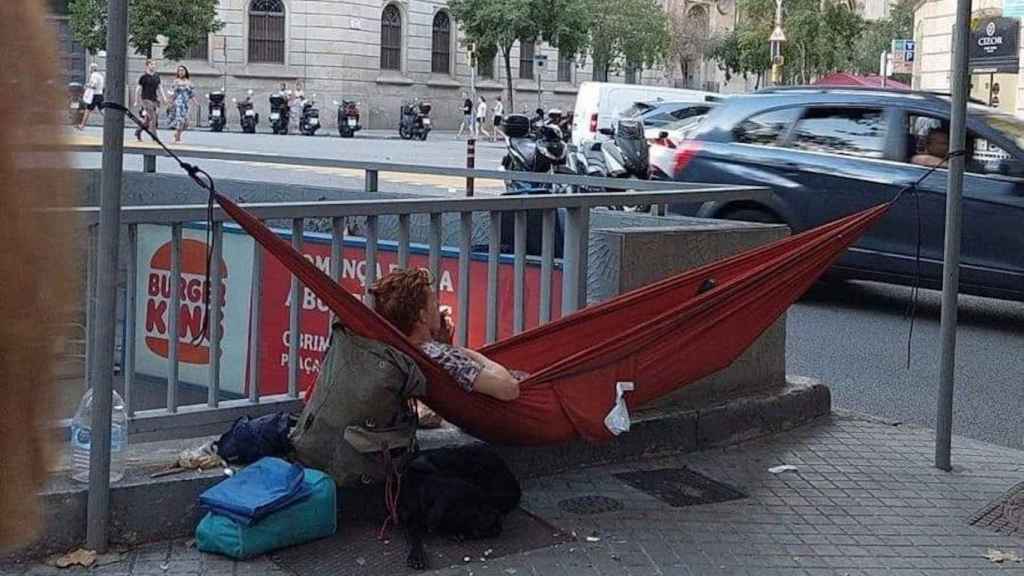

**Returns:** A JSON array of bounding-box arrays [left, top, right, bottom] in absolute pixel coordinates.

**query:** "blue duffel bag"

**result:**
[[196, 467, 337, 559]]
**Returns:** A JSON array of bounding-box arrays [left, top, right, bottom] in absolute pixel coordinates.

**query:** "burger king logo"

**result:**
[[144, 239, 227, 364]]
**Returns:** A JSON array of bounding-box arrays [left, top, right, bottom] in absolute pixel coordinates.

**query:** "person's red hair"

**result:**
[[369, 269, 432, 336]]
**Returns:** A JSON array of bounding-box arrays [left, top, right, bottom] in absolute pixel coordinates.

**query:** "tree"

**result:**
[[587, 0, 670, 81], [851, 0, 914, 79], [667, 0, 712, 85], [711, 0, 864, 86], [449, 0, 590, 111], [69, 0, 223, 60]]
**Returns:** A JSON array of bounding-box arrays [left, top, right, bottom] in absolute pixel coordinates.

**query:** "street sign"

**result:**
[[969, 17, 1020, 73], [534, 54, 548, 67], [890, 39, 915, 74], [770, 26, 786, 43]]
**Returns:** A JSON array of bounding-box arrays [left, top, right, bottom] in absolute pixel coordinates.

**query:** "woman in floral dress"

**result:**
[[170, 66, 196, 144]]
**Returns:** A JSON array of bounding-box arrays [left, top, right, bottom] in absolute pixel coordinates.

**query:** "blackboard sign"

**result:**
[[970, 17, 1020, 73]]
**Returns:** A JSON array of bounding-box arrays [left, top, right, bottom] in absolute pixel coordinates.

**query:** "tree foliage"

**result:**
[[851, 0, 914, 77], [449, 0, 590, 110], [588, 0, 670, 80], [68, 0, 223, 60], [711, 0, 864, 87]]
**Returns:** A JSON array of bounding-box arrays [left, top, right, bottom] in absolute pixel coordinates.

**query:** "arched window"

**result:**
[[431, 12, 451, 74], [381, 4, 402, 71], [249, 0, 285, 64]]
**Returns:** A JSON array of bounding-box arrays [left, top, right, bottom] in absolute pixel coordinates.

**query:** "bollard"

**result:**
[[466, 138, 475, 197], [143, 154, 156, 173]]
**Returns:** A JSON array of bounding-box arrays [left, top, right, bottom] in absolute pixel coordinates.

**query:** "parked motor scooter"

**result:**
[[398, 100, 432, 140], [335, 100, 361, 137], [269, 91, 290, 135], [233, 90, 259, 133], [208, 91, 226, 132], [66, 82, 84, 126], [568, 118, 651, 210], [299, 95, 321, 136], [497, 114, 569, 257]]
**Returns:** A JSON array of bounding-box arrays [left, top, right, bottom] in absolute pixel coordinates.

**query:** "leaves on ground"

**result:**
[[984, 549, 1022, 563], [48, 549, 96, 568]]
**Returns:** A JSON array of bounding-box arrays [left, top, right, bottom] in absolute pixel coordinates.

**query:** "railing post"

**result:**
[[561, 207, 583, 315], [365, 169, 378, 193], [143, 154, 156, 173]]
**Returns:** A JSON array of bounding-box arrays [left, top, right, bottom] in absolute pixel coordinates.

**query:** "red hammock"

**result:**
[[215, 193, 889, 446]]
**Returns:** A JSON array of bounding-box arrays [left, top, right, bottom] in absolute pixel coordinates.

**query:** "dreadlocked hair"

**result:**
[[369, 269, 433, 336]]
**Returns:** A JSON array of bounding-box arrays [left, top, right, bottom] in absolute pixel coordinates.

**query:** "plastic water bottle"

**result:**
[[70, 389, 127, 483]]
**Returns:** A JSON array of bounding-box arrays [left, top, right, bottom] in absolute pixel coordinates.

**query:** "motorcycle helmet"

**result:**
[[538, 125, 566, 162]]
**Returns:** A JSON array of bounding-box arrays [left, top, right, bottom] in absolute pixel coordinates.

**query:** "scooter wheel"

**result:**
[[419, 131, 428, 141]]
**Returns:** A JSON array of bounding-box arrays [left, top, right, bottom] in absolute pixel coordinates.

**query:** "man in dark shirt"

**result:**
[[133, 59, 165, 141]]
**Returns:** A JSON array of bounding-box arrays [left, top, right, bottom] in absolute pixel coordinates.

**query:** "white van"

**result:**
[[570, 81, 722, 146]]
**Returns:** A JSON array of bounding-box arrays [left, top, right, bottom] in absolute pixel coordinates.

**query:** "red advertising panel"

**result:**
[[256, 235, 563, 395]]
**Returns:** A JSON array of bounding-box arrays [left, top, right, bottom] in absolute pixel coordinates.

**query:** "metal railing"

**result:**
[[75, 190, 767, 441]]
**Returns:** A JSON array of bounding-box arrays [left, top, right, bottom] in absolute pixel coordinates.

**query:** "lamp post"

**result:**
[[769, 0, 786, 86]]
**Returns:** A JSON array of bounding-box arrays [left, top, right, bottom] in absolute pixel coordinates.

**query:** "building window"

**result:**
[[478, 54, 495, 79], [519, 41, 535, 79], [381, 4, 402, 71], [557, 50, 573, 83], [186, 39, 209, 61], [431, 12, 451, 74], [248, 0, 285, 64]]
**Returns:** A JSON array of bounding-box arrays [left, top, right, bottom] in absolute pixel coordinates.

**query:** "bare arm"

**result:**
[[459, 347, 520, 401], [133, 84, 141, 107]]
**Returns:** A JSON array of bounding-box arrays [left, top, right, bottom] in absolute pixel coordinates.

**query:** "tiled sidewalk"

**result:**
[[6, 411, 1024, 576]]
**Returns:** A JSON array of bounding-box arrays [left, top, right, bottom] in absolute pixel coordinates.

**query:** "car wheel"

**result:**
[[720, 208, 782, 224]]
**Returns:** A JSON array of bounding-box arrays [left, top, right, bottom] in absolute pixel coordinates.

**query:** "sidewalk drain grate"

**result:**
[[613, 467, 746, 508], [558, 495, 624, 515], [969, 481, 1024, 537]]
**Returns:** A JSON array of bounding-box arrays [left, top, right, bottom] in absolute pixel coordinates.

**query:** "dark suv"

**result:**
[[654, 88, 1024, 301]]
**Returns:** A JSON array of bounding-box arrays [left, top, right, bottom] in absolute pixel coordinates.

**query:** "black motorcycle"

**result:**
[[299, 96, 321, 136], [398, 100, 432, 140], [269, 92, 290, 135], [498, 114, 568, 257], [234, 90, 258, 133], [335, 99, 361, 138], [208, 91, 226, 132]]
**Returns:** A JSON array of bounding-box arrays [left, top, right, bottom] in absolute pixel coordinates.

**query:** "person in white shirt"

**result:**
[[475, 96, 489, 139], [77, 63, 105, 130], [491, 95, 504, 142]]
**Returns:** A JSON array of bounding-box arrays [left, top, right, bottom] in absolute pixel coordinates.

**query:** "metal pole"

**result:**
[[87, 0, 128, 553], [466, 138, 475, 197], [935, 0, 971, 472], [880, 52, 887, 87]]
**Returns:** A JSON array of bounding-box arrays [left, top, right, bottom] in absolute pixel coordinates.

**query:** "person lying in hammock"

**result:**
[[369, 268, 521, 402], [290, 268, 521, 486]]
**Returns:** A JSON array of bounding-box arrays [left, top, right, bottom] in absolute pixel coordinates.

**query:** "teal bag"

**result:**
[[196, 468, 337, 559]]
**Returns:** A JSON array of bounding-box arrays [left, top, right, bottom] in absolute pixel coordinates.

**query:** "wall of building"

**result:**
[[913, 0, 1024, 117], [77, 0, 743, 131]]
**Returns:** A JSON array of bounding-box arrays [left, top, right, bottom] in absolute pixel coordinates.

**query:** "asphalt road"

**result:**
[[790, 279, 1024, 450], [68, 127, 1024, 451], [69, 126, 509, 195]]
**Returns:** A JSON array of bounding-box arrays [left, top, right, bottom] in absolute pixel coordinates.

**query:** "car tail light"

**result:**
[[589, 113, 598, 133], [674, 141, 702, 174]]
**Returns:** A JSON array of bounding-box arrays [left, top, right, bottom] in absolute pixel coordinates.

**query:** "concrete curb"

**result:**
[[12, 377, 829, 559]]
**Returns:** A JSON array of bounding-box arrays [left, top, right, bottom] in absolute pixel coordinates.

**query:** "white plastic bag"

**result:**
[[604, 381, 635, 436]]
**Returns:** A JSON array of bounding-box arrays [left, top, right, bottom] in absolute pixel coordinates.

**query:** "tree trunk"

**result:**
[[503, 45, 514, 113]]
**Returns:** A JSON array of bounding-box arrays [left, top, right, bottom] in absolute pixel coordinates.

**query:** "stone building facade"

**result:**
[[913, 0, 1024, 117], [53, 0, 743, 130]]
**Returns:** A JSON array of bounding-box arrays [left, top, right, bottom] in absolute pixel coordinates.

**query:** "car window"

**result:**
[[670, 105, 711, 120], [790, 107, 886, 159], [732, 107, 801, 146], [622, 102, 655, 118], [905, 113, 1012, 175]]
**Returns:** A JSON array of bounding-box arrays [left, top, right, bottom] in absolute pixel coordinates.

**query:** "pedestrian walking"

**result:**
[[134, 59, 165, 141], [291, 81, 305, 130], [169, 66, 197, 144], [491, 95, 504, 142], [76, 63, 104, 130], [475, 95, 489, 139], [457, 92, 473, 138]]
